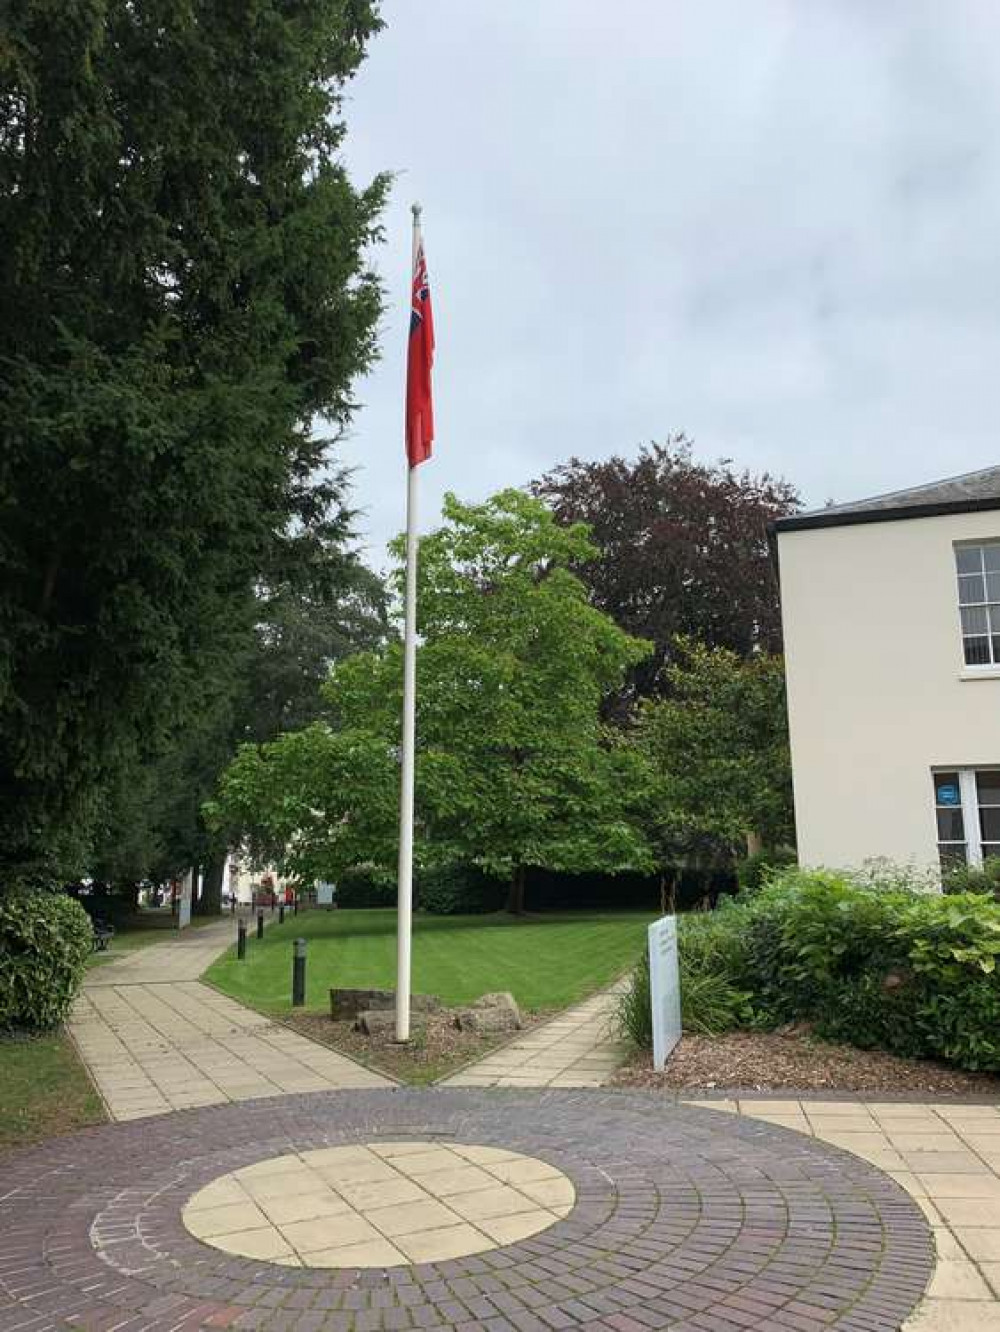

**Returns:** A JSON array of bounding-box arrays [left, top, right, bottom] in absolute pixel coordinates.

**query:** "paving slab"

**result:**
[[440, 979, 631, 1088]]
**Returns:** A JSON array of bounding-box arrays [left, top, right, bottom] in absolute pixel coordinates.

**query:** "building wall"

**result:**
[[777, 508, 1000, 871]]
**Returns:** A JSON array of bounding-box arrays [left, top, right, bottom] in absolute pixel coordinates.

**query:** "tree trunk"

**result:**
[[195, 855, 225, 916], [745, 830, 763, 858], [506, 865, 527, 915]]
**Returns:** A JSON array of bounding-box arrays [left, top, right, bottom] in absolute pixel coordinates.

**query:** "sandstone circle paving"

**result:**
[[182, 1142, 575, 1267], [0, 1088, 933, 1332]]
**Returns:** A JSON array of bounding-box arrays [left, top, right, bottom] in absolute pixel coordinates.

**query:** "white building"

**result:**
[[773, 466, 1000, 874]]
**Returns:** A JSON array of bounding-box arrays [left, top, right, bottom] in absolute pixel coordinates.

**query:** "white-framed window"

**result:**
[[955, 542, 1000, 666], [932, 767, 1000, 869]]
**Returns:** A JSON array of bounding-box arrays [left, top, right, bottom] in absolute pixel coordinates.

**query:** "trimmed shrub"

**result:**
[[418, 865, 506, 915], [336, 870, 396, 909], [0, 892, 93, 1030]]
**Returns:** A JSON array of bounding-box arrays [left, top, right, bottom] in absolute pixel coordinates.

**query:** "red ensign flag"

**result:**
[[405, 231, 435, 467]]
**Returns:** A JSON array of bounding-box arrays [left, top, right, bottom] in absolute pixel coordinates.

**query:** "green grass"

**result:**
[[205, 909, 653, 1014], [0, 1033, 105, 1154]]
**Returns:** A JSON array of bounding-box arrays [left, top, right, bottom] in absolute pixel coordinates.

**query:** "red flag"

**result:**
[[406, 231, 434, 467]]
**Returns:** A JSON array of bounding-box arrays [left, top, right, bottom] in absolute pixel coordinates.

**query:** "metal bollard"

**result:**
[[279, 905, 285, 925], [257, 909, 264, 940], [237, 918, 247, 960], [292, 938, 307, 1007]]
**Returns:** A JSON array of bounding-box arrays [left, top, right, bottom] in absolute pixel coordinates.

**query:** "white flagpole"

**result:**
[[396, 203, 422, 1043]]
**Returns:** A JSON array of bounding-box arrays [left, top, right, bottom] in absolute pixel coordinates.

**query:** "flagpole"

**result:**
[[396, 203, 422, 1043]]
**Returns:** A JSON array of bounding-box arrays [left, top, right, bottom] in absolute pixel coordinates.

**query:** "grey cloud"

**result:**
[[336, 0, 1000, 564]]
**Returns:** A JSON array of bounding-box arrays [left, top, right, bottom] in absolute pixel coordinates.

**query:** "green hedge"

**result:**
[[618, 869, 1000, 1072], [418, 865, 506, 915], [0, 892, 93, 1030]]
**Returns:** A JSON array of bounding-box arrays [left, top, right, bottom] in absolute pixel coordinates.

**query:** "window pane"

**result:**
[[956, 546, 984, 575], [959, 574, 986, 604], [939, 843, 968, 869], [962, 606, 989, 634], [938, 809, 966, 840], [993, 636, 1000, 664], [977, 770, 1000, 805], [964, 636, 990, 665], [987, 572, 1000, 603], [984, 545, 1000, 573], [984, 844, 1000, 860], [935, 772, 962, 804]]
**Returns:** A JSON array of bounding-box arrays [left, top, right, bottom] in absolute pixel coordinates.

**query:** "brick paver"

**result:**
[[0, 1089, 933, 1331], [70, 919, 390, 1119], [686, 1095, 1000, 1330], [442, 983, 630, 1089]]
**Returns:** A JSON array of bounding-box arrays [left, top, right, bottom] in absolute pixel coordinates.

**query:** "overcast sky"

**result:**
[[337, 0, 1000, 563]]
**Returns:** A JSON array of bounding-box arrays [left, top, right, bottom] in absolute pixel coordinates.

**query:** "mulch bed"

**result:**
[[283, 1008, 546, 1084], [614, 1027, 1000, 1096]]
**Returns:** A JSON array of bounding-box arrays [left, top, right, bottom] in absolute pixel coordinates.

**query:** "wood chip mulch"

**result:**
[[613, 1028, 1000, 1096]]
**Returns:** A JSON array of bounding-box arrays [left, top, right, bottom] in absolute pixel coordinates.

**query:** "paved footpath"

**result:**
[[70, 917, 389, 1121], [442, 980, 631, 1088], [60, 926, 1000, 1329]]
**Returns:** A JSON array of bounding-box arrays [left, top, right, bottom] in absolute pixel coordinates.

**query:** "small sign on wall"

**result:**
[[648, 915, 682, 1070]]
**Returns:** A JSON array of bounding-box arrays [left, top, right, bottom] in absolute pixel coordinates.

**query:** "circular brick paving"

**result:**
[[0, 1089, 933, 1332], [183, 1142, 575, 1266]]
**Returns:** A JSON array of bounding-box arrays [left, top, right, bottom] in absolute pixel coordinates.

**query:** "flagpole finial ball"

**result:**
[[411, 202, 422, 220]]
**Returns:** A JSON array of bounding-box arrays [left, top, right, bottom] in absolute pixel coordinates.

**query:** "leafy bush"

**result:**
[[943, 857, 1000, 900], [740, 871, 1000, 1070], [618, 871, 1000, 1071], [418, 865, 506, 915], [0, 892, 93, 1030], [735, 846, 797, 895]]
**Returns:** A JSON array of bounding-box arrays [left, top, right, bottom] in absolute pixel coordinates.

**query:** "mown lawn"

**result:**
[[205, 909, 653, 1014], [0, 1033, 105, 1155]]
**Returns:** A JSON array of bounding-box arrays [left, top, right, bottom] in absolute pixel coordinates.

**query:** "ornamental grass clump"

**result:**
[[617, 911, 753, 1047]]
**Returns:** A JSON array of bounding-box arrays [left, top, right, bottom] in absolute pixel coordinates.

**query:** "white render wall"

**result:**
[[777, 508, 1000, 871]]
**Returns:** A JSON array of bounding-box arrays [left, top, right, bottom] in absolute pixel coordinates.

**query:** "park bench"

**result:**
[[91, 917, 115, 952]]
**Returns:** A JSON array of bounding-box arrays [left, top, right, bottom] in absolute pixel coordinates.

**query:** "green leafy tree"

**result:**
[[632, 641, 794, 875], [89, 477, 389, 911], [213, 490, 653, 911], [0, 1, 387, 886]]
